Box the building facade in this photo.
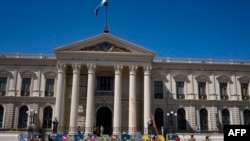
[0,33,250,136]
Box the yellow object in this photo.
[157,135,165,141]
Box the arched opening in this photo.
[200,109,208,131]
[243,109,250,125]
[0,105,4,128]
[96,107,112,136]
[154,108,163,132]
[43,106,53,128]
[177,108,186,131]
[18,106,28,128]
[222,109,230,125]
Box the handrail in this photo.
[0,53,56,59]
[154,58,250,65]
[1,53,249,65]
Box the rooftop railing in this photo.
[0,53,249,65]
[154,58,250,65]
[0,53,56,59]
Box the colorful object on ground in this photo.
[121,134,131,141]
[101,134,109,141]
[62,135,69,141]
[89,133,97,141]
[141,134,150,141]
[111,134,119,141]
[157,135,165,141]
[74,133,84,141]
[135,133,142,141]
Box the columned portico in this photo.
[69,64,81,134]
[55,63,66,124]
[143,65,152,134]
[113,65,123,135]
[128,65,138,136]
[85,64,96,135]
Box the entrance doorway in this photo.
[96,107,112,135]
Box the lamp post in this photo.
[26,109,37,136]
[166,111,177,133]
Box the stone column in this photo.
[143,65,152,134]
[85,64,96,135]
[55,63,66,123]
[69,64,81,134]
[113,65,123,135]
[128,65,137,136]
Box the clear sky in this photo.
[0,0,249,60]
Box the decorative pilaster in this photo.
[143,65,152,134]
[209,73,217,100]
[69,64,81,134]
[113,65,123,135]
[55,63,66,123]
[231,74,238,100]
[85,64,96,135]
[128,65,137,136]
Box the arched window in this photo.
[0,105,4,128]
[222,109,230,125]
[154,108,163,131]
[177,108,186,131]
[18,106,28,128]
[200,109,208,131]
[243,109,250,125]
[43,106,53,128]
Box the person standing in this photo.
[204,135,211,141]
[48,135,53,141]
[52,117,59,134]
[188,134,196,141]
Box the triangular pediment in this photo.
[54,34,155,55]
[53,33,155,65]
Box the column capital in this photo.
[57,63,66,73]
[129,65,138,74]
[72,64,81,74]
[114,65,123,74]
[143,65,152,74]
[87,64,96,74]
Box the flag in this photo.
[95,0,108,16]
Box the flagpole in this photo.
[104,0,109,33]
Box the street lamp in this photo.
[26,109,37,135]
[166,111,177,133]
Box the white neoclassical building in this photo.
[0,33,250,137]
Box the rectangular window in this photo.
[96,76,114,96]
[97,77,114,91]
[220,83,228,100]
[45,79,55,96]
[241,83,249,100]
[21,78,31,96]
[220,83,227,95]
[241,83,249,96]
[0,77,7,96]
[198,82,206,95]
[198,82,206,99]
[154,81,163,98]
[176,82,184,95]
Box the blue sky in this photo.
[0,0,249,60]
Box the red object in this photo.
[62,135,69,141]
[176,136,180,141]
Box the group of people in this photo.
[188,134,211,141]
[18,132,42,141]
